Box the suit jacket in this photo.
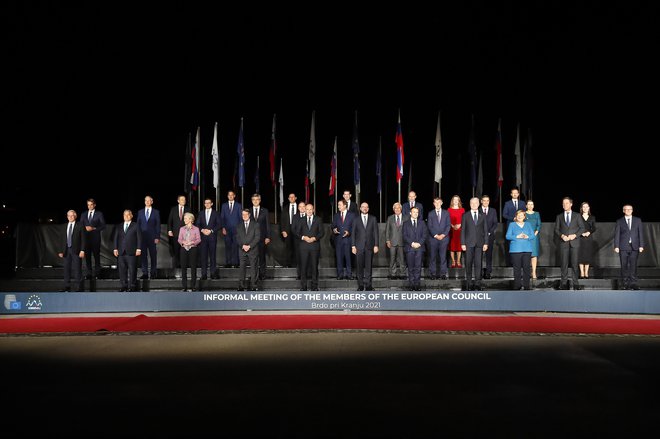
[482,207,499,241]
[220,201,242,230]
[114,222,142,256]
[236,219,261,253]
[402,201,424,219]
[80,210,106,244]
[332,211,355,243]
[426,209,451,241]
[502,199,524,224]
[61,221,86,256]
[351,214,379,252]
[137,208,161,239]
[281,203,299,236]
[167,205,191,238]
[250,206,271,241]
[613,216,645,251]
[402,218,428,253]
[554,210,586,248]
[299,215,324,250]
[385,213,409,246]
[196,208,221,240]
[461,210,489,247]
[292,213,308,240]
[345,200,359,216]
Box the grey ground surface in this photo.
[2,329,660,438]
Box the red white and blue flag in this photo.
[395,111,404,183]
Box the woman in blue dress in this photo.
[506,209,537,290]
[525,200,541,279]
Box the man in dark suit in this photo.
[461,197,489,291]
[342,190,359,216]
[426,197,451,280]
[613,204,645,290]
[280,193,299,268]
[385,202,409,280]
[332,199,355,280]
[166,195,190,278]
[220,190,242,268]
[299,203,324,291]
[502,187,523,266]
[292,201,308,280]
[554,197,586,290]
[81,198,106,279]
[402,190,424,219]
[58,210,86,292]
[197,198,220,280]
[236,209,261,291]
[250,193,271,280]
[351,202,379,291]
[480,195,499,279]
[113,209,142,292]
[137,195,161,279]
[403,206,428,291]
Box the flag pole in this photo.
[274,183,277,224]
[198,127,202,212]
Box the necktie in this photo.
[67,223,73,247]
[473,212,477,224]
[229,202,233,213]
[565,213,570,226]
[627,218,631,229]
[341,211,345,223]
[179,206,183,221]
[255,208,258,219]
[146,209,150,221]
[514,200,518,210]
[245,222,248,233]
[413,220,416,228]
[363,215,367,227]
[396,216,400,227]
[410,202,413,210]
[484,208,487,215]
[206,210,210,224]
[436,210,440,221]
[308,216,312,229]
[88,211,92,222]
[124,223,128,233]
[290,205,295,224]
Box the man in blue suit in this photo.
[502,187,524,265]
[220,190,242,268]
[402,190,424,219]
[137,195,161,279]
[250,193,271,281]
[351,202,380,291]
[81,198,106,279]
[461,197,489,291]
[426,197,451,280]
[403,206,428,291]
[114,209,142,292]
[614,204,646,290]
[480,195,499,279]
[332,199,354,280]
[197,198,221,280]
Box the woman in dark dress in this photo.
[578,202,597,279]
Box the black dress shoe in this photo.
[311,287,319,291]
[337,276,343,280]
[140,274,148,280]
[181,288,188,292]
[200,275,208,280]
[630,284,640,290]
[237,287,244,291]
[483,273,492,279]
[191,288,197,292]
[440,275,448,280]
[211,275,219,280]
[59,288,70,292]
[300,288,308,291]
[119,287,127,292]
[365,286,374,291]
[357,286,364,291]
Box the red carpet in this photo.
[2,313,660,334]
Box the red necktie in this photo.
[179,206,183,221]
[341,212,345,223]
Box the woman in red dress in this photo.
[448,195,464,268]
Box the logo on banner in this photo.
[25,294,43,311]
[4,294,21,310]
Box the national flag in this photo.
[329,136,337,197]
[395,110,404,183]
[304,160,310,203]
[352,111,361,193]
[476,152,483,197]
[376,138,382,194]
[434,112,442,184]
[212,122,219,189]
[468,114,477,190]
[269,114,277,187]
[185,132,192,194]
[237,118,245,188]
[190,126,200,191]
[514,122,522,189]
[254,155,260,194]
[496,119,504,188]
[309,110,316,184]
[278,158,284,207]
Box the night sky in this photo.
[3,2,659,225]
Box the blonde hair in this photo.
[183,212,195,222]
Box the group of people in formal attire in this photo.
[57,188,646,293]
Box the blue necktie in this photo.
[565,213,570,226]
[67,223,73,247]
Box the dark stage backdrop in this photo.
[14,222,660,270]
